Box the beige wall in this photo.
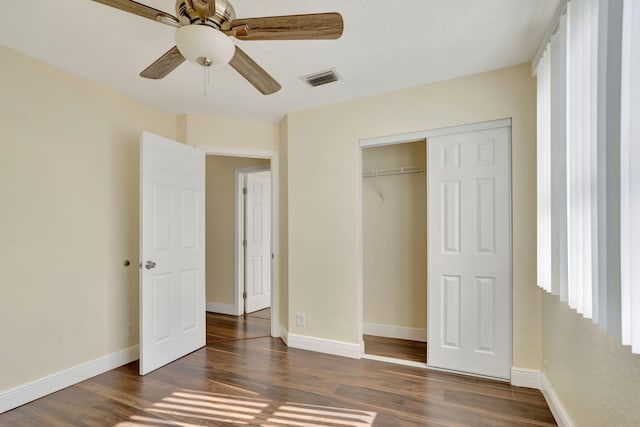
[285,63,541,369]
[542,294,640,425]
[362,142,427,330]
[0,46,177,391]
[179,114,280,151]
[205,156,270,307]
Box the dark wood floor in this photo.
[206,308,272,344]
[1,311,556,426]
[363,335,428,363]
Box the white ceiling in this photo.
[0,0,559,122]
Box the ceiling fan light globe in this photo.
[175,25,235,67]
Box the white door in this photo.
[427,126,511,379]
[140,131,205,375]
[244,171,272,313]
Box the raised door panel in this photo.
[441,181,461,254]
[442,275,461,349]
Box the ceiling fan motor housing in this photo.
[176,0,236,29]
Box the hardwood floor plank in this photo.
[0,312,556,426]
[363,334,427,363]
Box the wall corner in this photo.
[177,114,189,145]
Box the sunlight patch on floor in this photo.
[114,389,376,426]
[266,402,377,427]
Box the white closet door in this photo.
[427,127,512,379]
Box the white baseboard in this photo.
[363,323,427,342]
[206,302,236,316]
[510,368,572,427]
[510,367,542,389]
[279,326,289,345]
[287,333,361,359]
[0,345,139,414]
[541,373,573,427]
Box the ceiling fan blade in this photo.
[91,0,180,27]
[226,12,343,40]
[229,47,281,95]
[140,46,185,79]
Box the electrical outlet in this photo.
[128,324,136,338]
[296,313,305,327]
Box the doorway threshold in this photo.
[361,353,428,369]
[361,353,510,383]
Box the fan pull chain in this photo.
[203,66,213,96]
[203,67,207,96]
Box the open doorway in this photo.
[361,140,428,365]
[205,155,272,315]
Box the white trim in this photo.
[510,367,542,389]
[234,165,271,316]
[206,302,236,316]
[425,364,510,382]
[197,145,280,338]
[0,346,139,414]
[541,373,574,427]
[279,326,289,346]
[358,118,512,148]
[361,354,427,369]
[287,334,361,359]
[363,323,427,342]
[197,146,276,159]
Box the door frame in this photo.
[235,166,272,315]
[358,118,513,377]
[198,145,280,338]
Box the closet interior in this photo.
[362,140,428,363]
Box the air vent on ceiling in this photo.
[301,68,341,87]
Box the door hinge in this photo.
[243,187,247,195]
[243,239,247,248]
[243,291,247,299]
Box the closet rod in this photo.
[362,166,425,178]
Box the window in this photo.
[536,0,624,342]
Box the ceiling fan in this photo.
[91,0,344,95]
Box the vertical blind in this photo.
[566,0,599,319]
[550,15,569,302]
[536,0,596,310]
[621,0,640,353]
[537,0,638,354]
[537,47,552,293]
[536,0,640,344]
[537,15,570,299]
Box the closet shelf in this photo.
[363,166,425,178]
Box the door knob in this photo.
[145,260,157,270]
